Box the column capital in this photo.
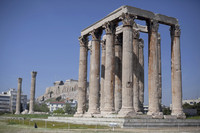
[103,21,117,35]
[90,29,102,41]
[147,20,159,32]
[133,30,140,39]
[31,71,37,78]
[170,24,181,37]
[18,78,22,83]
[120,13,136,27]
[115,34,122,45]
[79,36,88,48]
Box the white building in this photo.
[182,97,200,105]
[0,88,27,112]
[48,101,65,112]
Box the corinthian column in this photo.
[114,34,122,113]
[157,33,162,111]
[133,30,140,113]
[118,13,135,117]
[29,71,37,114]
[87,29,102,115]
[75,36,88,116]
[147,20,163,118]
[170,25,185,119]
[138,39,144,112]
[15,78,22,114]
[100,35,106,112]
[101,22,116,114]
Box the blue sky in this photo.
[0,0,199,106]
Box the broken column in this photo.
[29,71,37,114]
[170,25,185,118]
[118,13,135,116]
[75,36,88,116]
[15,78,22,114]
[114,34,122,113]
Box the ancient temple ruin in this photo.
[75,5,185,119]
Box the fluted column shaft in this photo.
[101,22,116,114]
[100,36,106,111]
[15,78,22,114]
[133,30,140,112]
[147,20,160,116]
[118,13,135,116]
[138,39,144,112]
[76,36,88,115]
[88,29,102,114]
[29,71,37,114]
[157,33,162,111]
[114,34,122,113]
[170,25,185,118]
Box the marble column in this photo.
[75,36,88,116]
[101,22,116,114]
[147,20,162,117]
[118,13,135,117]
[138,39,144,112]
[114,34,122,113]
[157,33,162,111]
[133,30,140,113]
[100,35,106,112]
[15,78,22,114]
[29,71,37,114]
[87,29,102,115]
[170,25,185,118]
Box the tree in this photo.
[64,103,77,114]
[34,103,49,112]
[53,108,65,114]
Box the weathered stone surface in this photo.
[170,25,185,118]
[138,39,144,112]
[118,13,135,117]
[15,78,22,114]
[29,71,37,114]
[114,34,122,113]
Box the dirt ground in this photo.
[0,121,199,133]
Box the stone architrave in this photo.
[100,35,106,112]
[118,13,135,117]
[29,71,37,114]
[133,30,140,113]
[157,33,162,111]
[75,36,88,116]
[138,39,144,112]
[87,29,102,115]
[114,34,122,113]
[170,25,185,118]
[15,78,22,114]
[147,20,163,118]
[101,22,116,114]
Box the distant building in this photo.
[0,88,27,112]
[182,97,200,105]
[48,101,65,112]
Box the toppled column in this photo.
[147,20,163,118]
[170,25,185,119]
[100,35,106,112]
[101,22,116,114]
[114,34,122,113]
[157,33,162,111]
[15,78,22,114]
[118,13,135,117]
[87,29,102,115]
[29,71,37,114]
[75,36,88,116]
[138,39,144,113]
[133,30,140,113]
